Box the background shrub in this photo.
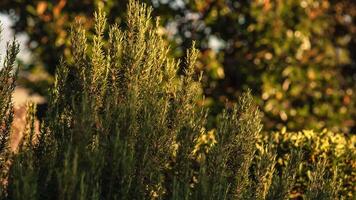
[260,129,355,198]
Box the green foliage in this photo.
[0,1,350,199]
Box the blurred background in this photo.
[0,0,355,133]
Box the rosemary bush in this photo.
[0,1,346,199]
[0,28,19,197]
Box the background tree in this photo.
[0,0,355,133]
[170,0,356,133]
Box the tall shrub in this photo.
[1,1,343,199]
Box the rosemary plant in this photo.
[0,1,345,199]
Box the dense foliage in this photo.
[0,0,355,133]
[261,129,355,198]
[0,1,352,199]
